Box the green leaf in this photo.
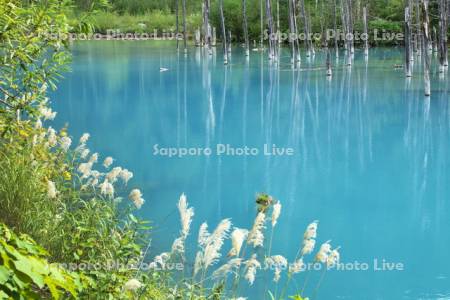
[0,265,10,285]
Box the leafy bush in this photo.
[0,223,86,299]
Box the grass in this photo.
[70,11,202,35]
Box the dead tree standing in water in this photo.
[242,0,250,56]
[299,0,313,57]
[182,0,187,53]
[219,0,228,64]
[266,0,276,60]
[363,5,369,56]
[405,5,412,77]
[438,0,449,71]
[288,0,296,63]
[176,0,179,51]
[333,0,339,57]
[422,0,431,96]
[203,0,212,53]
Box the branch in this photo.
[0,98,13,108]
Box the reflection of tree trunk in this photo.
[405,6,412,77]
[219,0,228,64]
[242,0,250,56]
[422,0,431,96]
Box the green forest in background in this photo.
[69,0,410,45]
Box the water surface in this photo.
[52,41,450,299]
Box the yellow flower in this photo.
[63,171,72,181]
[18,129,29,138]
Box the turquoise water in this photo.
[52,42,450,299]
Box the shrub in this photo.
[0,223,86,299]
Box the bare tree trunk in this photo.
[299,0,312,56]
[405,5,412,77]
[176,0,179,51]
[422,0,431,96]
[363,5,369,56]
[212,27,217,46]
[438,0,449,71]
[228,30,232,54]
[195,28,201,46]
[288,0,296,63]
[203,0,212,52]
[341,0,348,51]
[260,0,264,48]
[219,0,228,64]
[292,0,301,61]
[277,0,280,45]
[347,0,354,54]
[333,0,339,57]
[415,0,421,56]
[326,38,332,76]
[266,0,276,59]
[243,0,250,56]
[182,0,187,53]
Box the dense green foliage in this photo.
[0,1,172,299]
[0,223,86,299]
[68,0,415,45]
[0,0,71,118]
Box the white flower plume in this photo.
[271,201,282,227]
[228,228,248,257]
[247,212,266,248]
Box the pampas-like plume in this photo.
[103,156,114,168]
[315,240,332,263]
[304,220,318,240]
[289,258,305,274]
[79,133,90,144]
[193,251,204,276]
[106,167,122,183]
[89,153,98,164]
[171,237,185,254]
[178,193,194,238]
[129,189,144,209]
[244,254,261,285]
[170,194,194,256]
[99,179,114,198]
[212,258,242,279]
[78,162,93,178]
[194,219,232,276]
[326,247,340,268]
[271,201,281,227]
[228,228,248,257]
[202,219,232,269]
[60,136,72,152]
[119,169,133,184]
[301,238,316,256]
[247,212,266,248]
[198,223,210,248]
[47,180,57,199]
[265,255,288,282]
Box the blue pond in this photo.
[52,41,450,299]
